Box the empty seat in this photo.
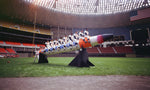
[0,41,4,44]
[87,47,99,54]
[37,44,45,47]
[0,48,9,57]
[23,43,36,46]
[6,48,16,54]
[99,47,115,54]
[114,46,133,54]
[0,48,8,53]
[5,41,21,45]
[6,48,19,57]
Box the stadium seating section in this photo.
[0,41,4,44]
[87,46,134,54]
[113,46,134,54]
[6,48,16,54]
[0,41,45,48]
[0,21,52,35]
[0,40,134,57]
[5,41,21,46]
[0,48,19,58]
[0,41,46,58]
[0,48,8,53]
[22,43,36,47]
[86,47,99,54]
[37,44,45,47]
[99,47,115,54]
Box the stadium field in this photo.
[0,57,150,77]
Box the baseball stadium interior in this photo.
[0,0,150,58]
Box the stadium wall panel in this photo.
[73,26,131,40]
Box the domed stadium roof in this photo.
[0,0,150,28]
[24,0,150,15]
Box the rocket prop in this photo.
[38,31,113,67]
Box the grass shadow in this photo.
[32,63,70,68]
[31,62,87,68]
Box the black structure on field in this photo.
[38,48,94,67]
[69,48,94,67]
[38,53,48,63]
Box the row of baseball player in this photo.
[44,30,90,52]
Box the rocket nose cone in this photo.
[102,34,113,41]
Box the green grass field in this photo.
[0,57,150,77]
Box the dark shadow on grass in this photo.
[31,63,88,68]
[32,63,70,67]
